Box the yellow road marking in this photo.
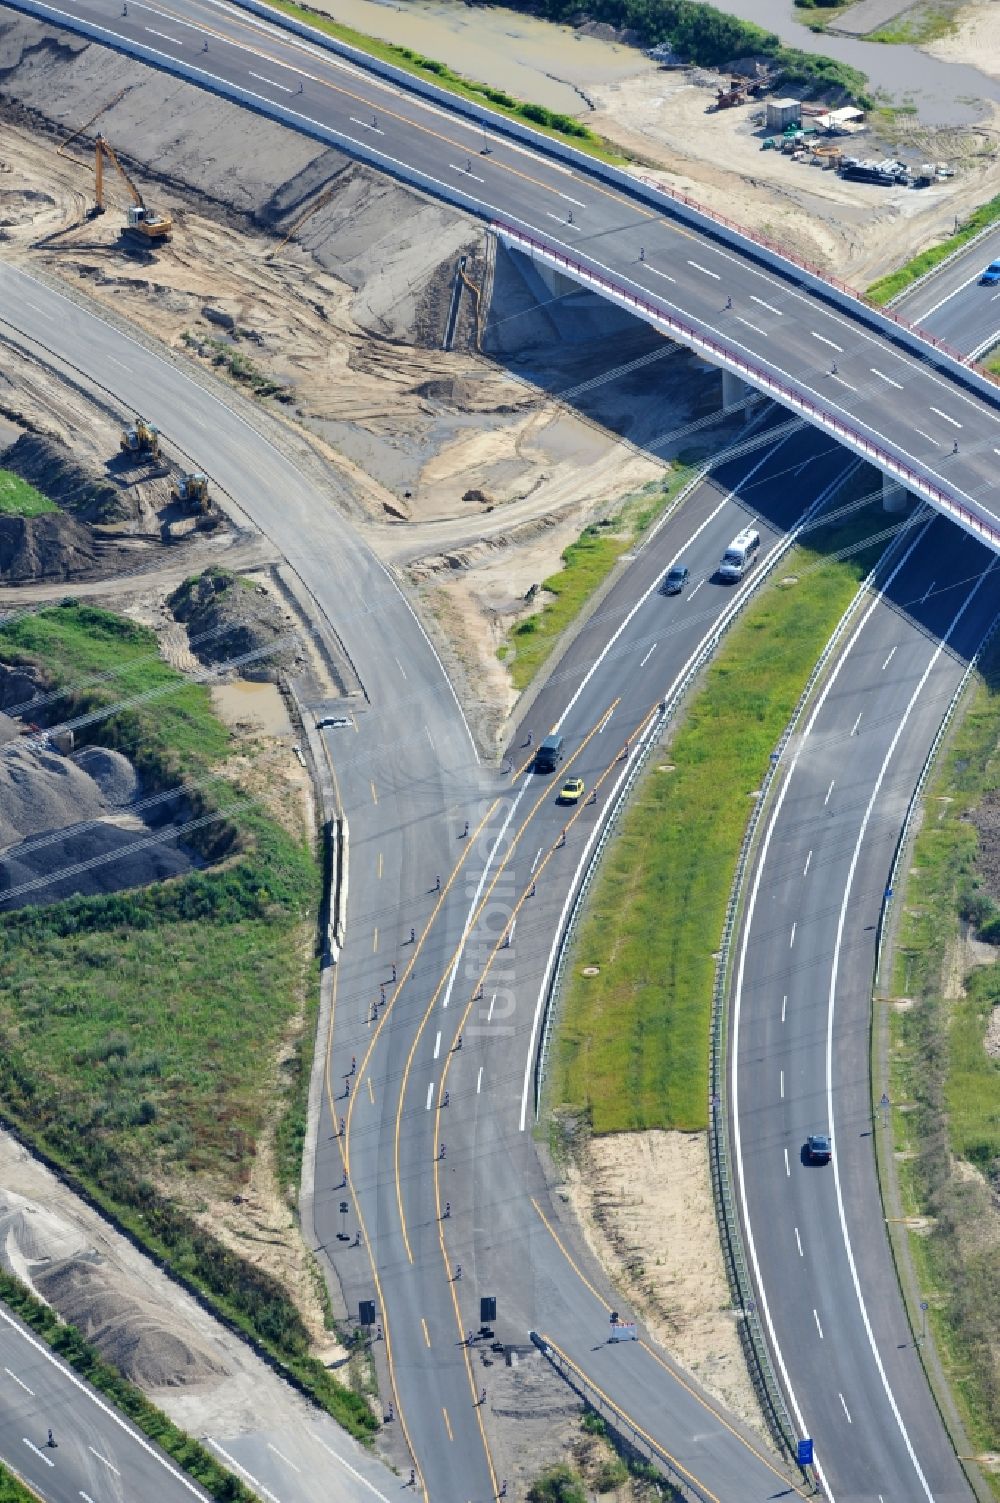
[421,1317,431,1348]
[372,925,378,952]
[322,964,421,1493]
[367,1075,374,1105]
[538,1333,723,1503]
[442,1407,453,1442]
[342,801,500,1179]
[531,1198,809,1497]
[394,701,620,1263]
[377,850,383,879]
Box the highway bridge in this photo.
[1,4,998,1501]
[11,0,1000,554]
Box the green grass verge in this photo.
[0,470,59,518]
[257,0,623,163]
[887,636,1000,1476]
[549,496,887,1133]
[0,1268,256,1501]
[500,468,694,692]
[0,604,376,1441]
[867,193,1000,305]
[0,1465,39,1503]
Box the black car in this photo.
[661,565,690,595]
[805,1133,832,1165]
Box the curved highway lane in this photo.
[732,517,993,1502]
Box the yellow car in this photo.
[558,777,585,805]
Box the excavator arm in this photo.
[93,134,171,242]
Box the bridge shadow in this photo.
[483,243,997,665]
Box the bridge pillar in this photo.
[531,261,581,301]
[882,476,910,514]
[721,369,752,417]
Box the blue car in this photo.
[980,259,1000,285]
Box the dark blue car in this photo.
[980,259,1000,286]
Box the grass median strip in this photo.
[886,635,1000,1481]
[500,468,694,692]
[867,192,1000,306]
[549,493,886,1133]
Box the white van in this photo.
[716,526,760,583]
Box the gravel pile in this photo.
[71,745,141,806]
[0,742,109,847]
[37,1261,229,1388]
[0,820,193,911]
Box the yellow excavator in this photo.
[120,416,161,459]
[93,134,172,245]
[172,472,210,513]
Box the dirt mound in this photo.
[36,1256,228,1388]
[0,740,192,908]
[0,817,194,910]
[0,1185,229,1389]
[71,744,141,805]
[0,511,100,581]
[0,741,110,846]
[169,567,302,682]
[1,431,127,522]
[0,1190,87,1267]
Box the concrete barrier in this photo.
[221,0,1000,407]
[496,223,1000,552]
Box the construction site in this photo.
[0,1,997,1497]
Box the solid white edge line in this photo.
[0,1306,211,1498]
[823,555,994,1502]
[731,517,933,1501]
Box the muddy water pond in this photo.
[308,0,999,125]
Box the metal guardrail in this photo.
[875,606,1000,988]
[534,507,806,1112]
[496,224,1000,554]
[706,505,930,1462]
[530,1332,715,1503]
[227,0,1000,403]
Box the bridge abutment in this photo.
[721,369,752,417]
[882,476,911,514]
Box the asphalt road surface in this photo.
[11,0,1000,539]
[0,1300,213,1503]
[732,514,992,1503]
[0,17,996,1496]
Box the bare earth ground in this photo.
[307,0,1000,281]
[562,1130,766,1437]
[925,0,1000,79]
[591,75,1000,284]
[3,1,991,1480]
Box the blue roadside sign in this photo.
[797,1438,814,1467]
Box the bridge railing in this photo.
[224,0,1000,404]
[495,222,1000,555]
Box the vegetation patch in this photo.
[549,496,887,1133]
[490,0,869,102]
[258,0,622,162]
[500,468,694,691]
[0,605,374,1439]
[867,192,1000,305]
[0,469,59,518]
[182,332,294,403]
[887,633,1000,1472]
[0,1268,256,1501]
[0,1463,41,1502]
